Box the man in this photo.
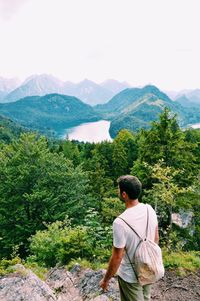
[100,175,159,301]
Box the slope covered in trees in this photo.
[0,109,199,268]
[0,115,26,143]
[0,94,100,135]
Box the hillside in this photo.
[0,93,100,135]
[95,85,200,137]
[0,115,26,143]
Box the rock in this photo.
[0,264,56,301]
[74,268,119,301]
[46,267,82,301]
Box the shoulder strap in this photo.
[118,204,150,240]
[118,217,142,239]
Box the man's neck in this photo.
[125,199,139,209]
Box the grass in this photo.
[163,249,200,274]
[1,251,199,279]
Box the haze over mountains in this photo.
[1,74,200,107]
[0,74,200,138]
[1,74,130,106]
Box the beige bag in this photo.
[119,205,165,286]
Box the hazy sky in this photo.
[0,0,199,90]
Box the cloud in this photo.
[0,0,28,20]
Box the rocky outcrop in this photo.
[0,264,199,301]
[0,264,56,301]
[46,267,81,301]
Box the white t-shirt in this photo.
[113,203,158,283]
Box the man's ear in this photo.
[121,191,127,199]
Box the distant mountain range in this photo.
[1,75,129,106]
[1,74,200,108]
[0,94,100,136]
[165,89,200,107]
[0,77,21,101]
[0,74,200,139]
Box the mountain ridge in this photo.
[0,93,100,136]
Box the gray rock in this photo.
[0,264,56,301]
[75,269,119,301]
[46,267,82,301]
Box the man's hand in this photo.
[99,278,109,291]
[99,247,124,292]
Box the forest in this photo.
[0,108,199,272]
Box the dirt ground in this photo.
[151,270,200,301]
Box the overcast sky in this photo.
[0,0,199,90]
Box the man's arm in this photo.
[100,246,124,291]
[155,225,159,244]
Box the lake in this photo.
[191,123,200,129]
[61,120,112,143]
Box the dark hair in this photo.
[117,175,142,200]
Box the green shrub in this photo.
[0,257,22,276]
[163,249,200,272]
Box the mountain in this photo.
[0,93,100,136]
[62,79,114,105]
[0,77,21,101]
[175,95,199,108]
[95,85,173,117]
[167,89,200,105]
[95,85,200,137]
[100,79,130,94]
[182,89,200,104]
[3,76,114,105]
[4,74,65,103]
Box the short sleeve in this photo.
[113,219,126,248]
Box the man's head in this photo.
[117,175,142,201]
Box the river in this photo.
[61,120,112,143]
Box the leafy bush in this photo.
[29,214,112,267]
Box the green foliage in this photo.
[29,211,112,267]
[0,109,200,270]
[0,94,100,135]
[163,250,200,272]
[84,209,112,261]
[67,258,107,271]
[0,133,89,258]
[143,161,193,244]
[0,115,25,143]
[101,197,124,224]
[0,257,22,276]
[29,219,91,267]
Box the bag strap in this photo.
[118,217,142,239]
